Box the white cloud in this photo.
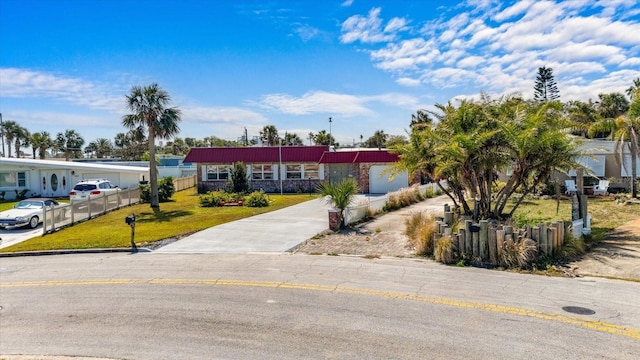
[258,90,419,117]
[0,68,124,112]
[396,77,421,87]
[341,0,354,7]
[341,1,640,102]
[259,91,373,116]
[340,8,406,44]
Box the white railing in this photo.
[41,187,141,234]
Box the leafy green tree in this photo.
[589,92,630,140]
[317,178,359,228]
[56,129,85,160]
[533,66,560,102]
[565,100,598,137]
[122,83,182,210]
[260,125,280,146]
[230,161,250,193]
[386,135,408,148]
[29,131,54,159]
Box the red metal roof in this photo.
[184,146,329,163]
[184,146,399,164]
[317,152,357,164]
[353,150,399,163]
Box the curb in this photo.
[0,247,152,258]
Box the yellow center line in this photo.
[3,278,639,340]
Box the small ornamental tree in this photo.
[317,178,359,228]
[230,161,250,193]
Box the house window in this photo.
[251,164,274,180]
[286,165,302,179]
[0,172,27,187]
[206,165,230,180]
[304,164,320,179]
[285,164,320,180]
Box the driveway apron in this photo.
[153,198,331,254]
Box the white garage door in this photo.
[369,166,408,194]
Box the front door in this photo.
[41,170,69,198]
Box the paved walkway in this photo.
[154,198,332,254]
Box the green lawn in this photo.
[0,191,315,252]
[512,196,640,242]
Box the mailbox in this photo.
[125,214,136,225]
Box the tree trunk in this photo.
[148,129,160,210]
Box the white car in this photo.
[69,179,120,202]
[0,198,68,229]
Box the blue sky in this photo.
[1,0,639,152]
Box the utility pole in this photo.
[328,117,332,147]
[0,112,4,157]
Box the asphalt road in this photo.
[1,253,639,360]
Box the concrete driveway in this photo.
[154,198,333,254]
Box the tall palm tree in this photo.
[29,131,53,159]
[283,132,303,146]
[626,78,640,100]
[260,125,280,146]
[56,129,85,160]
[308,132,314,146]
[122,83,181,210]
[14,125,29,158]
[1,120,20,157]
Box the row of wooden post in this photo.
[434,204,569,265]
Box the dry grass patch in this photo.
[404,211,437,256]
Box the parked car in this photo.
[0,198,69,229]
[69,179,120,202]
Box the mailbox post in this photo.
[125,214,137,252]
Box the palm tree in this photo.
[56,129,85,160]
[260,125,280,146]
[30,131,54,159]
[1,120,20,157]
[314,130,335,146]
[317,178,359,229]
[308,132,314,146]
[122,83,182,210]
[283,132,303,146]
[365,130,388,149]
[614,114,640,198]
[14,125,29,158]
[626,78,640,100]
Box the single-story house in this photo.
[0,158,149,200]
[183,145,409,194]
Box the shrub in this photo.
[557,235,586,259]
[199,190,230,207]
[404,212,437,256]
[435,235,455,264]
[424,187,436,199]
[140,177,176,203]
[500,236,538,269]
[245,190,269,207]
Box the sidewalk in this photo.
[153,198,331,254]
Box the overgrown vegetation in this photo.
[385,185,441,212]
[404,211,437,256]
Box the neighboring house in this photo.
[184,146,408,194]
[569,139,639,180]
[0,158,149,200]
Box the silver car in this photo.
[0,198,68,229]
